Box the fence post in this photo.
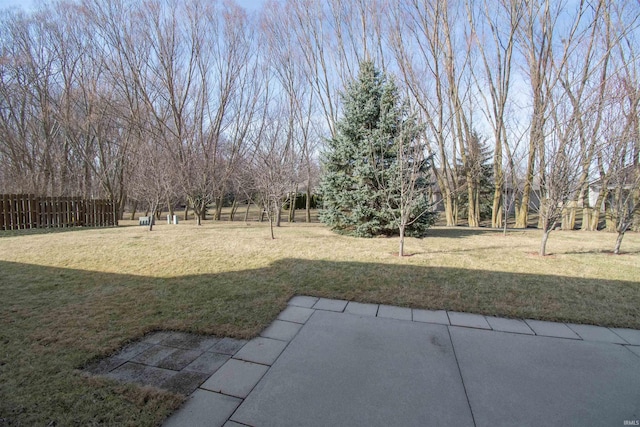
[1,194,7,230]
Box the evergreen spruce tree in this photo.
[319,61,436,238]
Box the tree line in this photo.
[0,0,638,242]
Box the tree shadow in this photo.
[1,258,639,425]
[0,225,118,238]
[425,227,530,239]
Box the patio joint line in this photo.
[446,325,478,427]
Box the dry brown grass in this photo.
[0,220,639,425]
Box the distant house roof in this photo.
[590,165,639,190]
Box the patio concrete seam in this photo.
[445,325,478,427]
[610,329,632,345]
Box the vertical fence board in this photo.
[1,194,7,230]
[0,194,116,230]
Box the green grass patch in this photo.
[1,222,639,425]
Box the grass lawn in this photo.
[1,219,639,425]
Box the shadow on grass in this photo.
[0,225,118,238]
[424,226,540,239]
[1,258,639,425]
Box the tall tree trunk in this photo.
[305,185,312,223]
[467,184,479,227]
[288,186,297,223]
[590,189,607,230]
[613,231,625,255]
[130,200,138,221]
[167,198,174,219]
[276,203,282,227]
[245,201,251,223]
[442,193,455,226]
[539,229,550,256]
[230,199,238,221]
[184,204,189,221]
[215,196,223,220]
[398,224,405,257]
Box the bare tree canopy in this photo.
[0,0,638,237]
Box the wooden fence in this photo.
[0,194,117,230]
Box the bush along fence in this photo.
[0,194,117,230]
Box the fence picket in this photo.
[0,194,116,230]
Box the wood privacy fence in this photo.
[0,194,117,230]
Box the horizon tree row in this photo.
[0,0,638,241]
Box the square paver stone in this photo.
[448,312,491,330]
[260,320,302,342]
[210,338,247,355]
[161,332,219,351]
[288,296,319,308]
[141,331,174,345]
[113,341,153,360]
[612,328,640,346]
[277,306,315,324]
[183,352,230,375]
[201,359,269,399]
[233,337,288,366]
[566,324,628,344]
[525,320,581,339]
[163,389,241,427]
[312,298,348,312]
[84,357,127,375]
[450,327,640,427]
[132,345,178,367]
[485,317,534,335]
[344,302,378,317]
[161,371,211,395]
[157,349,203,371]
[231,310,473,427]
[107,362,176,388]
[377,305,412,321]
[412,309,449,325]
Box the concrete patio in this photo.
[157,296,640,426]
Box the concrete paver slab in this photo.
[277,306,315,324]
[450,327,640,427]
[131,345,178,367]
[485,317,534,335]
[107,362,176,388]
[260,320,302,342]
[377,304,412,321]
[448,311,491,329]
[566,324,627,344]
[288,296,319,308]
[233,337,288,366]
[231,311,473,427]
[157,349,203,371]
[625,346,640,358]
[312,298,348,312]
[612,328,640,345]
[183,352,229,375]
[83,357,126,375]
[210,338,247,355]
[525,319,581,339]
[161,332,219,351]
[344,301,378,317]
[201,359,268,399]
[113,341,153,360]
[412,309,449,325]
[161,370,210,395]
[163,389,241,427]
[141,331,174,345]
